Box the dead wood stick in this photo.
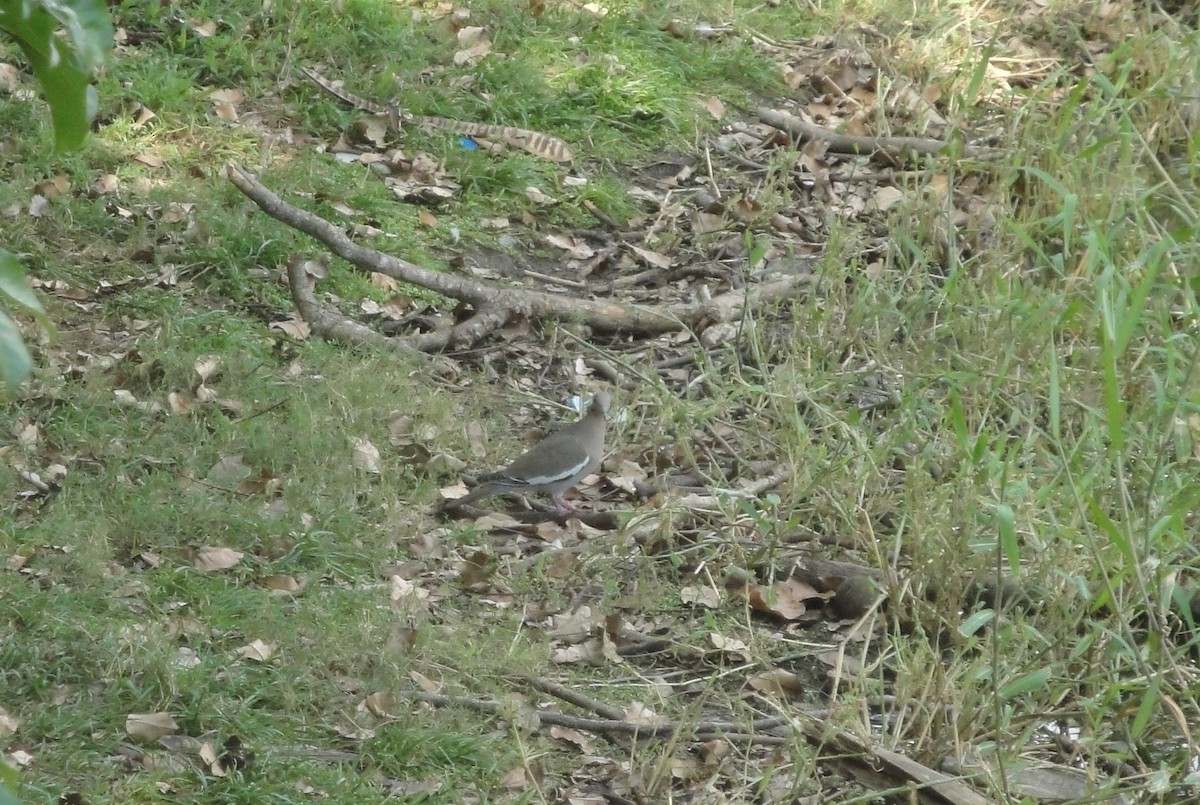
[412,690,789,742]
[413,684,990,803]
[525,676,626,721]
[669,464,791,511]
[757,107,994,161]
[225,163,814,350]
[228,162,673,335]
[284,255,428,359]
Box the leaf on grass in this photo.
[6,749,32,767]
[350,437,382,473]
[210,88,243,104]
[410,670,441,693]
[27,195,49,218]
[126,712,178,741]
[199,741,226,777]
[188,18,217,37]
[679,584,721,608]
[454,27,492,65]
[629,244,672,269]
[193,355,221,382]
[260,574,301,594]
[549,636,606,665]
[546,233,595,260]
[132,104,156,129]
[350,114,389,148]
[235,639,275,662]
[870,185,905,212]
[194,546,244,572]
[390,574,430,606]
[0,706,18,738]
[622,702,659,725]
[363,691,395,718]
[746,577,818,620]
[206,454,251,486]
[549,725,595,753]
[172,647,201,669]
[747,669,805,699]
[270,318,311,340]
[0,63,21,92]
[709,633,750,660]
[700,95,726,119]
[524,186,557,205]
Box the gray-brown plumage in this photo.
[452,393,610,515]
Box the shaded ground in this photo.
[3,1,1200,803]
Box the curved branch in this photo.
[226,162,814,351]
[285,256,426,358]
[757,107,995,161]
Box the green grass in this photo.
[4,0,1200,802]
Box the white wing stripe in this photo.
[516,456,589,486]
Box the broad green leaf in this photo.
[1047,343,1060,441]
[0,250,47,321]
[0,309,34,389]
[958,609,995,637]
[0,758,16,805]
[1129,675,1161,740]
[995,503,1019,571]
[999,667,1050,700]
[0,0,112,150]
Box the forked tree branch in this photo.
[225,162,814,352]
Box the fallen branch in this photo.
[225,163,814,352]
[756,107,995,162]
[411,689,787,743]
[411,685,993,804]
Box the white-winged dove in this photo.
[452,392,610,515]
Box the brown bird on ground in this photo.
[451,392,610,516]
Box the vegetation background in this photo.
[2,0,1199,802]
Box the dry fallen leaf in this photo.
[410,669,441,693]
[350,437,382,473]
[91,174,120,195]
[524,186,558,205]
[126,712,179,741]
[700,95,726,119]
[680,584,721,608]
[236,639,276,662]
[194,546,244,572]
[194,355,221,382]
[200,740,226,777]
[364,691,395,718]
[746,576,818,620]
[629,244,672,269]
[0,706,19,738]
[454,39,492,66]
[260,574,301,594]
[709,633,751,659]
[211,100,238,123]
[6,749,32,767]
[623,701,659,725]
[747,668,805,699]
[270,319,311,340]
[188,18,217,36]
[206,454,251,486]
